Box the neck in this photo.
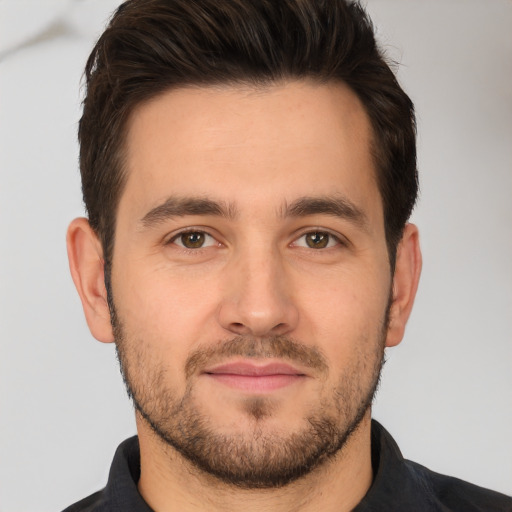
[136,412,374,512]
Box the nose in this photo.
[216,246,299,337]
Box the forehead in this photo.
[120,80,381,223]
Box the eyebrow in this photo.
[140,196,238,228]
[281,196,368,230]
[139,194,368,231]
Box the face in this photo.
[110,81,393,487]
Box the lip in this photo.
[203,361,307,392]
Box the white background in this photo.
[0,1,511,510]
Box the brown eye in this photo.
[305,232,330,249]
[175,231,212,249]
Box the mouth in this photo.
[203,361,308,392]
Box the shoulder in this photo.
[61,489,105,512]
[60,436,149,512]
[405,459,512,512]
[361,421,512,512]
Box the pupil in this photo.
[307,232,328,249]
[182,232,204,248]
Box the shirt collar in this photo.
[102,435,153,511]
[353,421,434,511]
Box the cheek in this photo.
[295,266,390,355]
[112,262,223,367]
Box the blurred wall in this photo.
[0,1,510,510]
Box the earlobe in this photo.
[66,218,115,343]
[385,223,422,348]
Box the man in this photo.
[63,0,511,510]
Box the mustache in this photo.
[185,335,328,379]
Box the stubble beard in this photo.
[112,308,388,489]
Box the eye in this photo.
[171,231,217,249]
[294,231,340,249]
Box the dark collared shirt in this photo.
[63,421,512,511]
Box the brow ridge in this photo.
[282,195,368,229]
[140,196,238,228]
[139,194,367,230]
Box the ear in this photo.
[385,223,422,348]
[66,218,114,343]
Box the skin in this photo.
[67,80,422,512]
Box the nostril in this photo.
[230,322,247,333]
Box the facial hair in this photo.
[112,306,388,489]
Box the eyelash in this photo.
[292,230,344,250]
[167,229,218,251]
[167,228,345,251]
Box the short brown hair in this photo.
[79,0,417,270]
